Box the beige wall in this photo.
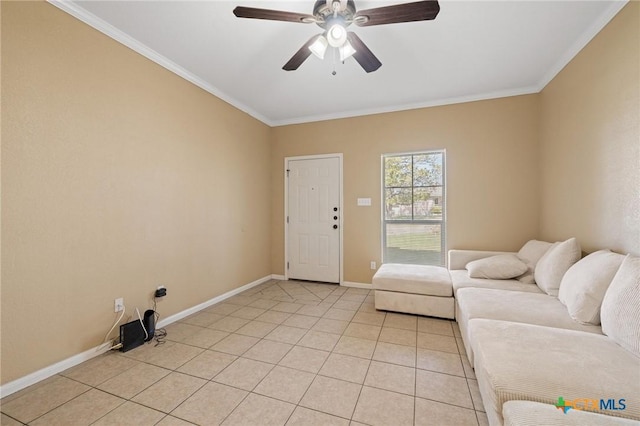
[272,95,541,283]
[1,2,272,383]
[2,0,638,387]
[539,1,640,255]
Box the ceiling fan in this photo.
[233,0,440,73]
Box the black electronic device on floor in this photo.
[143,309,155,341]
[119,320,146,352]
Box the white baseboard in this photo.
[341,281,372,289]
[0,341,114,399]
[156,274,274,328]
[0,274,275,398]
[271,274,286,281]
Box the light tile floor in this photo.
[1,280,488,426]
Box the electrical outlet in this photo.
[370,261,377,270]
[114,298,124,313]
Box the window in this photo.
[382,151,445,266]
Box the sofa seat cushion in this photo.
[470,319,640,426]
[456,288,602,364]
[372,264,452,297]
[503,401,639,426]
[450,270,543,296]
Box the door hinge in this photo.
[286,169,290,177]
[287,262,289,270]
[286,216,289,224]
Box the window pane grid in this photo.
[383,151,445,266]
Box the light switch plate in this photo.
[357,198,371,206]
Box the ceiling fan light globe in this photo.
[327,24,347,47]
[308,35,328,59]
[339,41,356,61]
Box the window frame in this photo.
[381,150,447,266]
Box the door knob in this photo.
[333,224,338,229]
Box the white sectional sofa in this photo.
[371,237,639,424]
[451,239,640,425]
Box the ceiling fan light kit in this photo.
[339,40,357,61]
[309,35,329,59]
[233,0,440,73]
[327,24,347,47]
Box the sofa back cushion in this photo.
[534,238,581,296]
[466,254,528,279]
[558,249,625,325]
[516,240,554,284]
[601,255,640,357]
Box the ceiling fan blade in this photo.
[283,35,320,71]
[354,0,440,27]
[233,6,316,23]
[347,32,382,73]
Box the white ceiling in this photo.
[50,0,627,126]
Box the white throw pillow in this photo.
[600,255,640,357]
[534,237,581,296]
[466,254,528,279]
[516,240,554,284]
[558,249,625,325]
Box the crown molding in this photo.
[535,0,629,92]
[47,0,628,128]
[47,0,274,126]
[271,85,540,126]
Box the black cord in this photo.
[151,297,167,346]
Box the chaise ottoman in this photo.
[372,263,454,319]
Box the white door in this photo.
[287,156,341,283]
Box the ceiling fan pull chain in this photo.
[332,48,337,76]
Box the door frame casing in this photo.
[284,153,344,285]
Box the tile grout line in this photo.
[195,284,326,423]
[17,384,94,425]
[146,373,209,423]
[5,282,480,425]
[116,282,284,423]
[85,392,129,426]
[0,413,22,425]
[268,285,366,424]
[350,320,381,424]
[141,290,293,422]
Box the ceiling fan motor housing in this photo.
[313,0,356,28]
